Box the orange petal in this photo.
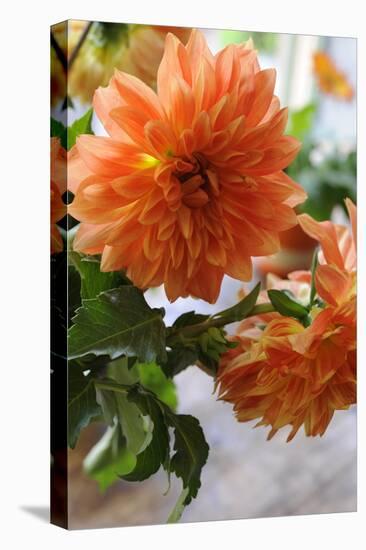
[315,264,353,306]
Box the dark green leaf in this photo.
[267,289,309,319]
[165,412,209,506]
[69,251,130,301]
[50,117,67,149]
[68,368,101,448]
[162,346,198,378]
[68,264,81,323]
[67,108,94,150]
[173,311,210,329]
[68,286,167,363]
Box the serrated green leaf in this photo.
[68,286,167,363]
[165,412,209,507]
[83,424,136,491]
[91,381,209,515]
[67,108,94,150]
[69,252,130,300]
[68,369,101,448]
[268,289,309,319]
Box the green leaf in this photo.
[173,311,210,329]
[67,108,94,150]
[91,381,209,517]
[69,252,130,301]
[214,282,261,323]
[267,289,309,319]
[83,424,137,491]
[137,363,178,410]
[162,346,198,378]
[122,387,170,482]
[68,368,101,448]
[287,103,316,141]
[165,412,209,507]
[309,248,319,307]
[114,393,148,455]
[51,117,67,149]
[68,286,167,363]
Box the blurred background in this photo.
[51,22,357,528]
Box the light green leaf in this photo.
[122,386,170,482]
[287,103,316,141]
[114,393,148,455]
[67,108,94,150]
[68,286,167,363]
[83,424,136,491]
[137,363,178,410]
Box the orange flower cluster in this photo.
[51,138,67,253]
[217,201,356,440]
[313,51,354,101]
[69,29,305,302]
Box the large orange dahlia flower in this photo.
[69,29,305,302]
[51,137,67,253]
[217,201,356,440]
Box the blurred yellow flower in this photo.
[51,22,191,106]
[51,21,86,106]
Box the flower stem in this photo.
[68,21,94,69]
[93,379,131,393]
[167,303,275,344]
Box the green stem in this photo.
[167,303,275,345]
[93,379,131,393]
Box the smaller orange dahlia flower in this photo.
[51,137,67,253]
[69,29,305,302]
[218,201,356,440]
[313,51,354,101]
